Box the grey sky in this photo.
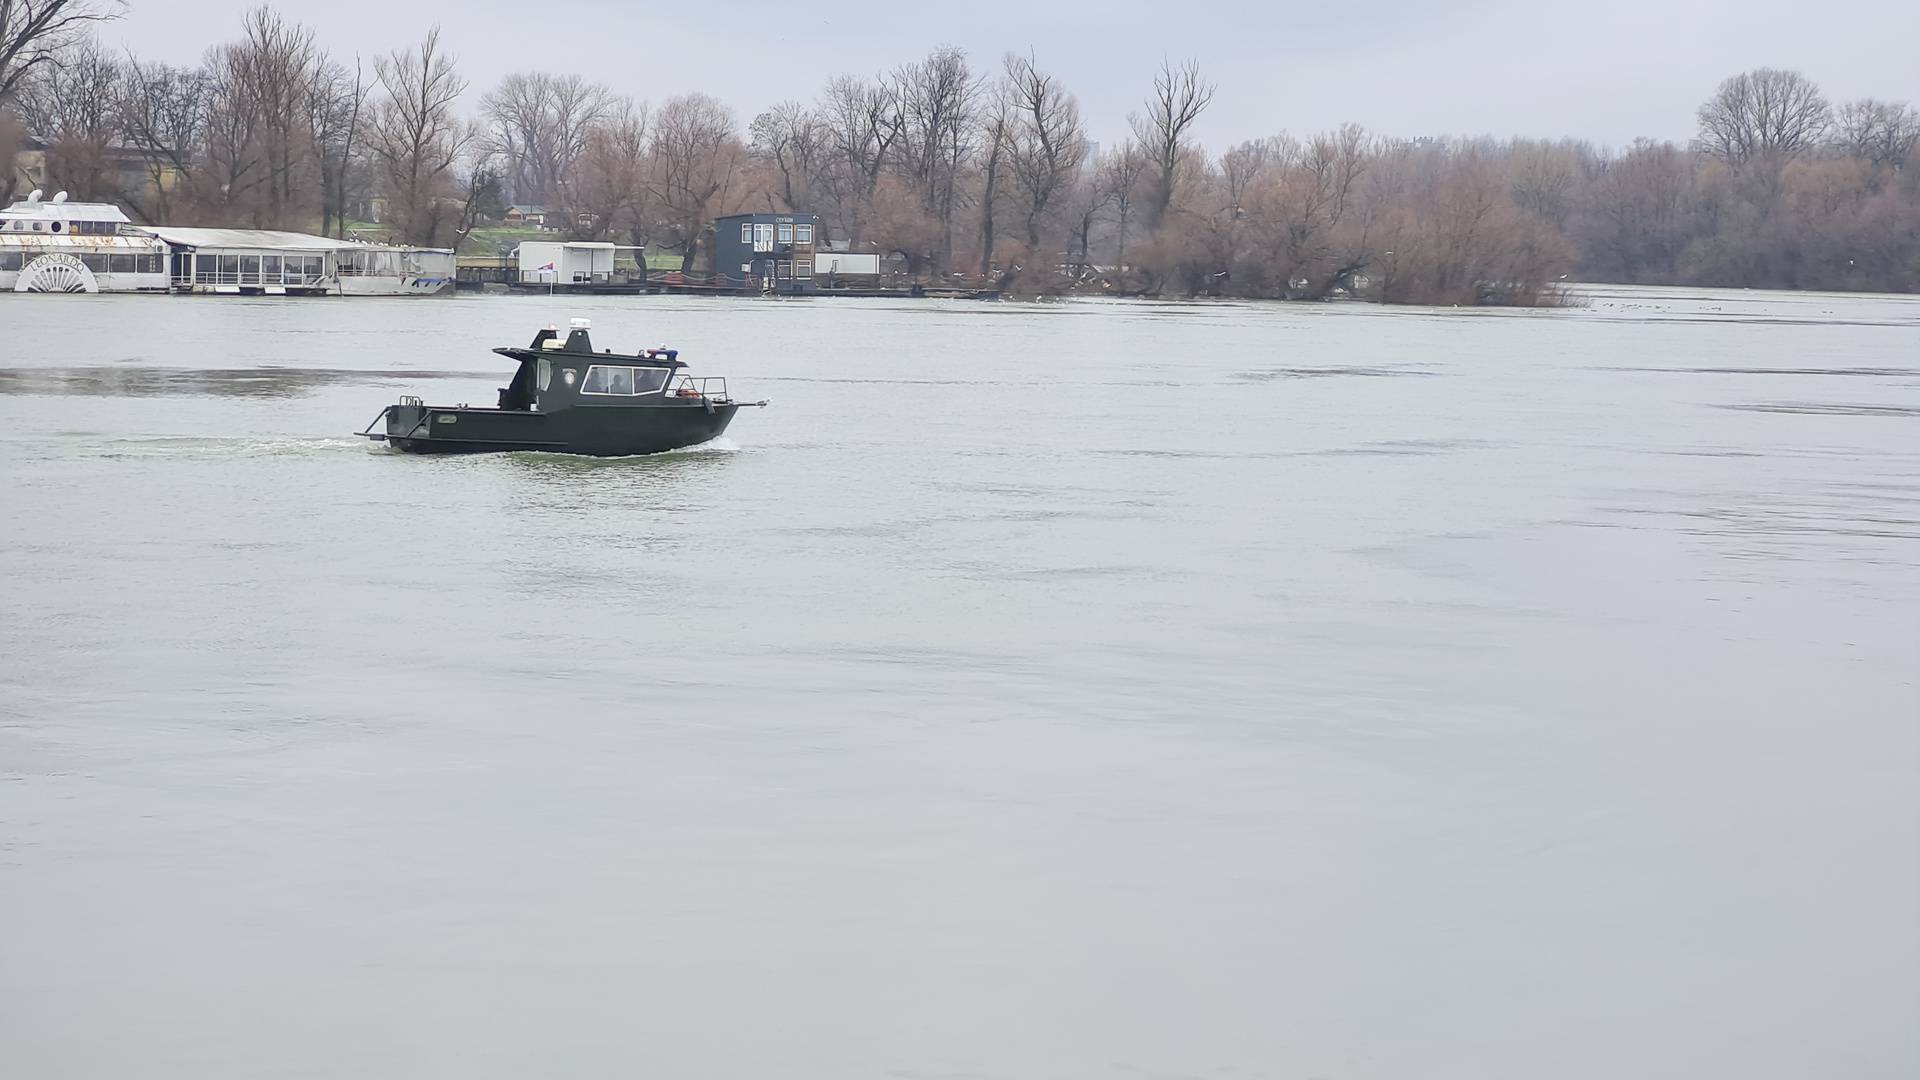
[105,0,1920,152]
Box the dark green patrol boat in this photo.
[359,319,763,456]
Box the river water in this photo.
[2,286,1916,1078]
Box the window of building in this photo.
[795,223,813,244]
[777,222,793,244]
[753,223,775,251]
[795,260,812,278]
[109,253,136,274]
[740,222,753,242]
[776,260,794,278]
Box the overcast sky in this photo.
[105,0,1920,152]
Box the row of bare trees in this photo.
[2,4,470,244]
[5,2,1918,298]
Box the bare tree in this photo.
[1834,99,1920,174]
[975,83,1011,278]
[748,99,826,213]
[117,56,210,222]
[1131,57,1214,231]
[648,91,745,271]
[480,71,612,205]
[307,56,367,237]
[198,39,269,222]
[233,6,322,228]
[817,73,904,241]
[892,45,979,266]
[12,32,120,200]
[1002,51,1085,250]
[1507,137,1591,228]
[1696,68,1832,168]
[1099,140,1147,266]
[364,25,470,245]
[560,96,649,244]
[0,0,121,102]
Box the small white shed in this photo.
[517,241,616,284]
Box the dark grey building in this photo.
[711,212,820,291]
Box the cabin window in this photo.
[0,251,21,271]
[777,222,793,244]
[305,256,325,278]
[537,358,552,391]
[740,223,752,243]
[795,260,812,278]
[49,221,62,233]
[110,253,136,273]
[219,254,240,281]
[753,223,774,251]
[262,255,282,279]
[81,254,110,272]
[239,255,261,282]
[795,223,813,244]
[30,221,41,231]
[141,254,164,274]
[194,255,215,283]
[580,365,666,396]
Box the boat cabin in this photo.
[493,319,694,412]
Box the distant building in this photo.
[502,205,561,229]
[711,211,820,291]
[8,134,183,215]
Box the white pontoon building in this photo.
[144,227,339,295]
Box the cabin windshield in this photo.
[582,365,668,396]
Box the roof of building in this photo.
[1,199,132,223]
[507,205,553,215]
[141,227,343,251]
[713,211,818,223]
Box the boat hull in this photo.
[384,401,737,456]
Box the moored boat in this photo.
[359,319,764,455]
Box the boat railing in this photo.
[667,375,730,402]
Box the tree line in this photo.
[4,1,1918,301]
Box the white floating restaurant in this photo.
[0,190,454,297]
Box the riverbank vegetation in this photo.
[4,2,1918,302]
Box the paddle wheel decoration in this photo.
[13,253,98,293]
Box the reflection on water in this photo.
[0,365,479,398]
[1233,365,1440,380]
[1716,401,1920,416]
